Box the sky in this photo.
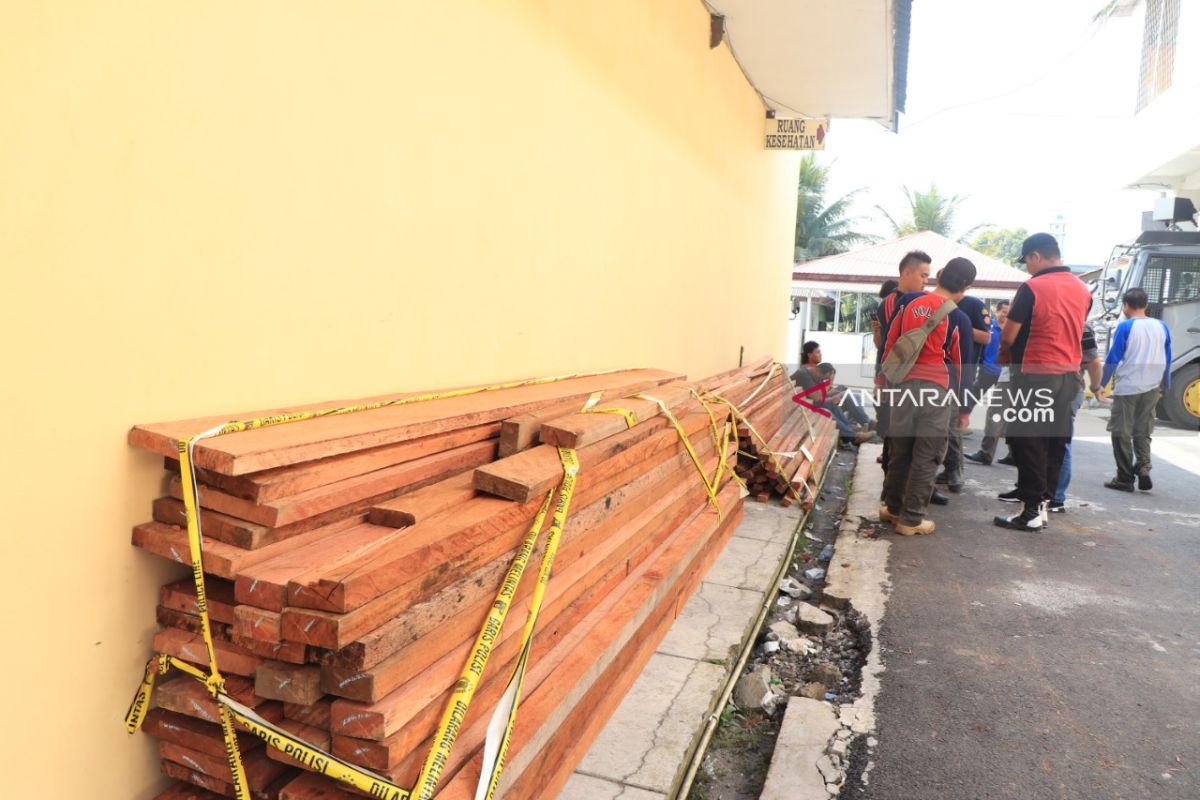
[820,0,1160,266]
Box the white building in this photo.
[1118,0,1200,207]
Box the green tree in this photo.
[794,155,877,262]
[875,184,988,242]
[970,226,1029,267]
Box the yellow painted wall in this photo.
[0,2,797,796]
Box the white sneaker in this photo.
[1039,501,1049,526]
[993,505,1045,531]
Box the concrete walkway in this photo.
[558,500,802,799]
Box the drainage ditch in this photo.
[688,451,872,800]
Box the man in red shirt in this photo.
[873,250,933,475]
[879,258,977,536]
[995,233,1092,532]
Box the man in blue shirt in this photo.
[1099,288,1173,491]
[965,300,1012,466]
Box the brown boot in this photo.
[879,505,899,524]
[895,519,935,536]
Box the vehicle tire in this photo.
[1163,362,1200,431]
[1156,397,1170,421]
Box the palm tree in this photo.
[875,184,989,242]
[794,155,877,262]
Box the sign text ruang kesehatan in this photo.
[764,118,827,151]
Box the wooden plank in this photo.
[497,502,743,800]
[168,439,496,528]
[536,384,693,449]
[153,782,227,800]
[171,422,500,503]
[324,443,729,714]
[235,606,282,642]
[154,497,272,550]
[284,494,539,617]
[365,472,476,528]
[143,708,262,759]
[132,516,365,580]
[473,396,712,503]
[234,522,403,612]
[386,481,743,789]
[231,635,309,666]
[695,357,773,393]
[255,662,323,705]
[160,762,238,799]
[263,719,331,770]
[326,451,715,723]
[326,460,709,751]
[159,759,294,800]
[160,578,238,625]
[154,628,263,677]
[496,378,672,458]
[285,410,722,648]
[153,674,272,726]
[283,698,332,731]
[157,606,232,640]
[159,740,290,790]
[278,772,360,800]
[306,423,692,611]
[129,368,684,474]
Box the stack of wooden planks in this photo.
[128,360,836,800]
[733,380,840,508]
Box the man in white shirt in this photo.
[1099,288,1173,491]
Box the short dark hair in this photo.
[879,278,899,297]
[816,362,836,377]
[1029,243,1061,261]
[938,257,977,294]
[802,340,821,364]
[1123,287,1149,310]
[899,250,932,273]
[995,299,1010,311]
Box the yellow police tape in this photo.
[472,448,579,800]
[126,654,413,799]
[700,387,807,504]
[579,389,639,429]
[126,370,613,800]
[633,393,725,519]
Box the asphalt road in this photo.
[861,406,1200,800]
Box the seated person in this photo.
[791,342,873,443]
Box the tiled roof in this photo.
[792,231,1030,288]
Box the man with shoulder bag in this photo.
[878,258,977,536]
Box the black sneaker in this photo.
[1104,478,1135,492]
[1138,472,1153,491]
[1047,500,1066,513]
[997,453,1016,466]
[994,505,1045,531]
[997,488,1021,503]
[928,489,949,506]
[964,451,992,466]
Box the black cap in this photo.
[1018,232,1059,263]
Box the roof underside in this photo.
[707,0,909,130]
